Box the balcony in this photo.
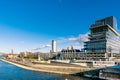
[90,31,108,35]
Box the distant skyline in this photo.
[0,0,120,53]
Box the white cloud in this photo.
[57,37,68,44]
[29,33,89,52]
[68,37,77,41]
[68,32,89,43]
[73,45,84,49]
[57,32,89,50]
[32,44,51,51]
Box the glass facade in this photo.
[91,16,117,31]
[106,29,120,53]
[84,16,120,55]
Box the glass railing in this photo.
[91,22,105,28]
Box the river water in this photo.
[0,60,91,80]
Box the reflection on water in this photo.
[0,60,90,80]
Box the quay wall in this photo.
[0,59,98,75]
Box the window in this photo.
[108,46,112,52]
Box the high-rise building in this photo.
[52,40,57,53]
[84,16,120,58]
[93,16,117,30]
[11,49,14,54]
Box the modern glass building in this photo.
[84,16,120,58]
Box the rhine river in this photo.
[0,60,91,80]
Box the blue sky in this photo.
[0,0,120,53]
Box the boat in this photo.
[99,64,120,80]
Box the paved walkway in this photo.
[1,59,100,74]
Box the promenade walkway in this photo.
[0,59,102,75]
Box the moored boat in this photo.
[99,65,120,80]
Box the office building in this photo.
[11,49,14,54]
[52,40,57,53]
[84,16,120,59]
